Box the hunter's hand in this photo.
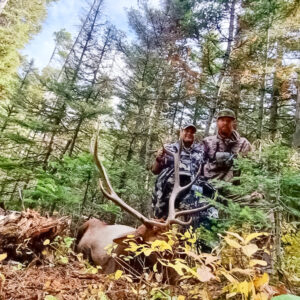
[156,148,165,163]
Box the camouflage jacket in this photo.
[152,141,206,219]
[203,130,251,181]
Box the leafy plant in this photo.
[105,226,273,299]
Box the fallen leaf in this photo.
[0,253,7,262]
[197,266,215,282]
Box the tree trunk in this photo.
[48,45,57,66]
[257,28,270,139]
[80,172,91,215]
[70,0,104,83]
[57,0,103,80]
[293,73,300,148]
[69,118,83,156]
[231,15,243,118]
[43,130,56,168]
[269,44,283,140]
[204,0,237,136]
[193,96,201,126]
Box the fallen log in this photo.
[0,209,69,262]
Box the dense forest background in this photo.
[0,0,299,238]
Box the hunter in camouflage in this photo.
[203,109,251,182]
[151,124,217,227]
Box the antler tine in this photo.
[177,166,202,195]
[91,137,114,195]
[175,204,212,218]
[92,136,167,229]
[170,217,192,226]
[164,139,183,221]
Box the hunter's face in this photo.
[217,117,234,137]
[181,127,195,144]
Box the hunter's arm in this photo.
[151,148,166,175]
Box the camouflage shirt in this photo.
[152,141,206,219]
[203,130,251,181]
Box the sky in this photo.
[22,0,161,70]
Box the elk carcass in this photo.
[76,137,211,274]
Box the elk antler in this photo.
[162,140,212,225]
[92,135,211,228]
[92,136,166,228]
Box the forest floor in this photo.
[0,261,139,300]
[0,209,299,300]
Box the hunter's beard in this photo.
[218,126,233,137]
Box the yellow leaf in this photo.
[254,273,269,288]
[168,238,175,247]
[0,253,7,262]
[45,296,59,300]
[153,263,157,272]
[200,289,211,300]
[43,239,50,246]
[225,231,245,243]
[230,268,254,276]
[177,296,185,300]
[242,244,258,257]
[224,237,241,249]
[236,281,250,298]
[125,241,139,252]
[151,240,172,252]
[184,231,191,239]
[114,270,123,280]
[249,259,268,267]
[254,292,268,300]
[0,272,5,282]
[144,248,153,256]
[226,292,237,299]
[220,271,237,283]
[44,280,51,289]
[188,234,197,244]
[245,232,269,244]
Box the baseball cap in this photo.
[182,123,197,133]
[217,109,236,120]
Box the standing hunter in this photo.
[203,109,251,182]
[151,124,216,228]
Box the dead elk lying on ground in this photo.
[76,137,210,276]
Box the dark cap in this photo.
[217,109,236,120]
[182,123,197,133]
